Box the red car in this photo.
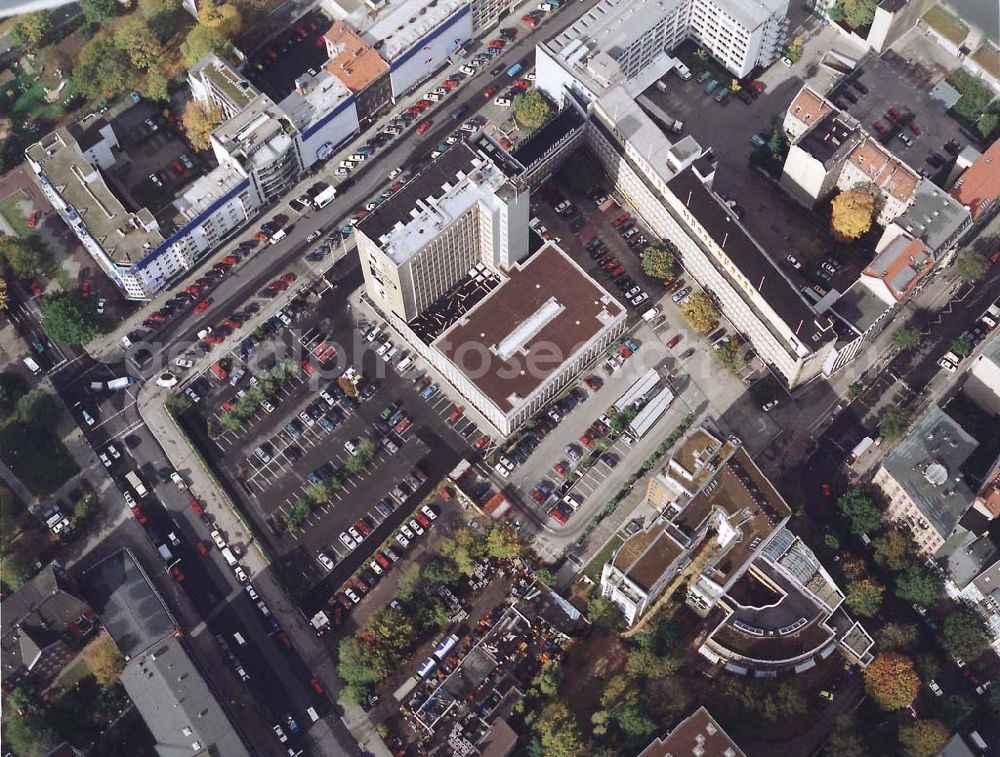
[172,159,186,174]
[484,85,498,99]
[276,631,292,648]
[521,14,539,26]
[272,214,288,226]
[579,434,593,448]
[223,317,242,330]
[301,360,316,375]
[821,483,832,498]
[513,79,531,90]
[374,552,391,569]
[553,462,569,476]
[170,565,184,582]
[80,280,91,299]
[189,498,204,515]
[549,507,568,524]
[442,79,459,89]
[131,506,148,524]
[221,400,235,415]
[221,255,238,266]
[268,280,288,292]
[415,513,431,529]
[908,121,921,136]
[196,541,209,556]
[531,489,546,503]
[873,121,887,136]
[407,105,423,115]
[27,211,40,229]
[280,272,297,284]
[474,436,489,450]
[666,278,685,294]
[254,230,270,241]
[416,119,432,135]
[203,334,224,345]
[193,298,212,314]
[666,334,682,349]
[611,213,630,227]
[354,518,373,537]
[584,376,602,392]
[310,676,324,695]
[498,137,513,150]
[29,280,43,298]
[185,285,202,297]
[488,40,504,49]
[750,80,766,93]
[448,406,465,423]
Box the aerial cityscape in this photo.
[0,0,997,753]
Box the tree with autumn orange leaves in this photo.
[864,652,920,709]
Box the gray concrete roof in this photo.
[882,406,979,543]
[121,636,251,757]
[893,179,971,254]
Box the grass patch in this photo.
[0,190,34,238]
[922,5,969,45]
[0,422,79,496]
[971,44,1000,81]
[58,658,92,689]
[584,534,623,584]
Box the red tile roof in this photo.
[950,139,1000,221]
[638,707,746,757]
[324,21,388,94]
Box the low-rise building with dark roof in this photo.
[638,706,746,757]
[887,178,972,257]
[873,405,981,556]
[1,565,95,687]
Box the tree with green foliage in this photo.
[441,528,483,576]
[114,16,161,69]
[941,693,976,729]
[947,70,994,126]
[837,489,881,535]
[81,0,119,24]
[877,622,918,651]
[679,291,719,333]
[366,607,416,673]
[74,493,98,522]
[165,392,193,415]
[485,523,522,558]
[641,245,675,280]
[954,251,987,282]
[534,660,562,698]
[848,381,864,401]
[11,11,51,48]
[535,702,584,757]
[218,412,242,433]
[899,719,950,757]
[895,566,941,607]
[534,567,557,587]
[342,454,366,475]
[823,714,869,757]
[767,127,788,160]
[864,652,920,710]
[422,556,460,585]
[587,595,622,631]
[74,32,135,101]
[337,636,380,687]
[15,389,61,428]
[355,437,377,462]
[950,336,974,358]
[880,406,911,441]
[837,0,877,28]
[198,3,243,36]
[144,70,171,102]
[940,611,989,661]
[284,498,312,529]
[396,563,422,600]
[713,339,745,372]
[41,293,99,344]
[873,530,913,571]
[513,90,552,129]
[890,326,921,352]
[181,24,233,67]
[984,686,1000,717]
[845,578,884,617]
[0,237,47,279]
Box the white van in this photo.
[641,306,661,322]
[425,92,441,102]
[397,356,414,372]
[233,632,246,646]
[306,707,320,722]
[459,65,476,76]
[22,356,41,375]
[269,229,287,246]
[221,547,239,566]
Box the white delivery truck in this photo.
[107,376,133,390]
[312,185,337,209]
[220,547,239,566]
[850,436,874,460]
[125,470,149,498]
[22,357,41,374]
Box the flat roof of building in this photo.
[324,20,388,93]
[833,279,893,332]
[363,0,467,61]
[26,124,165,265]
[950,139,1000,221]
[882,405,979,541]
[798,112,857,165]
[278,68,353,133]
[667,167,837,349]
[638,706,746,757]
[122,636,251,757]
[213,94,296,172]
[359,143,519,263]
[434,243,624,416]
[612,523,686,593]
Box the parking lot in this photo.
[245,9,333,102]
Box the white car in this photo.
[369,560,383,575]
[196,327,213,340]
[273,725,288,743]
[123,491,136,507]
[420,505,437,521]
[107,444,121,460]
[395,532,410,548]
[388,167,401,179]
[344,440,358,456]
[318,552,335,571]
[320,390,336,406]
[762,400,779,412]
[261,400,275,413]
[928,679,944,697]
[348,526,363,542]
[174,357,194,370]
[408,519,424,536]
[937,357,957,373]
[298,411,315,427]
[100,453,112,468]
[211,529,227,549]
[234,566,249,583]
[339,531,357,550]
[494,462,511,478]
[345,588,361,603]
[786,254,801,269]
[400,524,415,539]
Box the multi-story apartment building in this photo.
[357,141,625,436]
[25,113,257,300]
[873,406,981,556]
[324,21,393,123]
[601,425,873,668]
[535,0,788,103]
